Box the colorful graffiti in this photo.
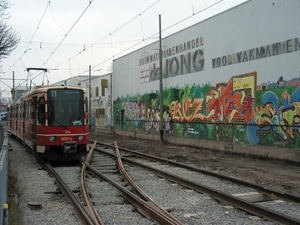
[205,73,256,124]
[145,108,160,131]
[124,101,142,121]
[248,88,300,145]
[113,72,300,149]
[122,101,174,133]
[170,98,205,122]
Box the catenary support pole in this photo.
[159,15,164,142]
[12,71,15,100]
[89,65,92,131]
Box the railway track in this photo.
[85,141,184,224]
[42,139,300,224]
[7,125,300,224]
[91,140,300,225]
[44,142,184,225]
[43,162,96,225]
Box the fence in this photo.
[0,124,8,225]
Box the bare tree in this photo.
[0,0,20,62]
[0,0,10,19]
[0,21,19,60]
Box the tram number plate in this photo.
[61,137,73,141]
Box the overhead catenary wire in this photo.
[49,2,66,36]
[191,0,195,15]
[37,26,52,52]
[2,0,225,91]
[139,14,145,41]
[79,0,224,75]
[163,0,223,33]
[4,0,94,89]
[110,34,114,58]
[54,0,160,69]
[39,0,94,68]
[2,1,51,75]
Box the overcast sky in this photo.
[0,0,247,97]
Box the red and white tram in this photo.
[7,84,89,160]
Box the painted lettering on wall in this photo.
[140,36,204,66]
[140,36,205,84]
[170,98,205,122]
[212,37,300,68]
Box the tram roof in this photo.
[13,84,86,101]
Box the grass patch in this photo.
[7,169,22,225]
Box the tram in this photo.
[7,84,89,160]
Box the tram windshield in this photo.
[47,89,84,127]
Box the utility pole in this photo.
[110,72,113,132]
[159,15,164,142]
[89,65,92,131]
[12,71,15,100]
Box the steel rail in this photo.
[43,162,95,225]
[114,141,184,225]
[81,141,104,225]
[119,155,300,225]
[93,142,300,225]
[84,162,183,225]
[92,140,300,204]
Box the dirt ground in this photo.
[90,132,300,196]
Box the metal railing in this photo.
[0,124,8,225]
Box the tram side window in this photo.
[7,108,10,120]
[38,97,45,125]
[86,97,88,124]
[25,101,30,121]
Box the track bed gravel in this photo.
[91,132,300,196]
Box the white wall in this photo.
[113,0,300,99]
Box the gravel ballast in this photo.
[8,137,81,225]
[7,132,300,225]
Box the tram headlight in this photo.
[77,135,84,141]
[49,136,57,142]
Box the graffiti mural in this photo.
[113,72,300,149]
[145,108,159,131]
[171,98,205,122]
[249,88,300,145]
[205,73,256,124]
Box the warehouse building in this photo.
[111,0,300,161]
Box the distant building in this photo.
[0,103,7,113]
[0,91,10,112]
[11,86,27,100]
[53,75,90,86]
